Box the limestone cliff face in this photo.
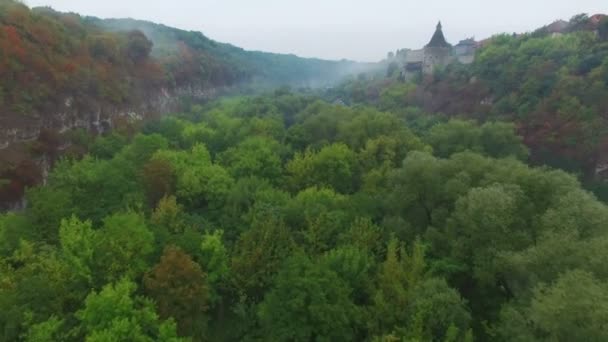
[0,85,223,212]
[0,86,221,152]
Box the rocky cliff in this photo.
[0,85,223,211]
[0,85,220,152]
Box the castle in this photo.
[403,22,476,77]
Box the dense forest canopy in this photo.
[1,1,608,341]
[1,90,607,341]
[0,0,374,209]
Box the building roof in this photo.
[426,21,451,48]
[456,38,476,46]
[590,14,607,25]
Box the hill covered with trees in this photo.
[0,0,372,209]
[330,15,608,198]
[1,90,607,341]
[0,0,364,117]
[1,3,608,340]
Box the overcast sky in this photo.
[25,0,607,62]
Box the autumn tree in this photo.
[144,246,210,339]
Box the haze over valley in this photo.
[1,1,608,341]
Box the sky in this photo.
[25,0,608,62]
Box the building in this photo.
[404,21,476,78]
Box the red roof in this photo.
[590,14,607,25]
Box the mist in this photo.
[25,0,608,62]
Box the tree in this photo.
[387,152,447,230]
[287,143,358,193]
[48,156,142,224]
[0,212,34,257]
[426,120,483,158]
[258,253,360,341]
[90,133,128,159]
[284,187,351,233]
[447,185,528,285]
[405,278,471,341]
[372,238,426,334]
[529,270,608,341]
[155,144,234,211]
[231,215,294,302]
[142,158,176,208]
[599,17,608,41]
[322,246,374,305]
[0,241,70,342]
[25,186,73,244]
[568,13,590,32]
[24,316,65,342]
[479,122,528,160]
[125,30,152,63]
[144,246,209,338]
[200,230,229,303]
[77,279,183,341]
[59,216,96,285]
[96,212,154,283]
[217,137,283,182]
[150,195,187,235]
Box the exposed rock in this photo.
[0,85,222,153]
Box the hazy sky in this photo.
[25,0,607,61]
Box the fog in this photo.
[25,0,608,61]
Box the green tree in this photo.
[405,278,471,341]
[26,186,73,244]
[447,185,528,284]
[322,246,374,304]
[200,230,229,303]
[599,17,608,41]
[59,216,96,285]
[217,137,283,182]
[231,215,294,302]
[287,143,358,193]
[96,212,154,283]
[24,316,65,342]
[372,238,426,334]
[77,279,183,341]
[529,270,608,341]
[0,213,34,257]
[258,253,360,341]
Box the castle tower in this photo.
[426,21,450,48]
[423,21,452,74]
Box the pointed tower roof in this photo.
[426,21,451,48]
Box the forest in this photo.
[1,89,607,341]
[0,0,364,117]
[331,17,608,199]
[1,1,608,341]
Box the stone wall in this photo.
[423,47,451,74]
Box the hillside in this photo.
[90,17,369,88]
[0,0,373,207]
[330,15,608,197]
[0,1,366,118]
[2,3,608,341]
